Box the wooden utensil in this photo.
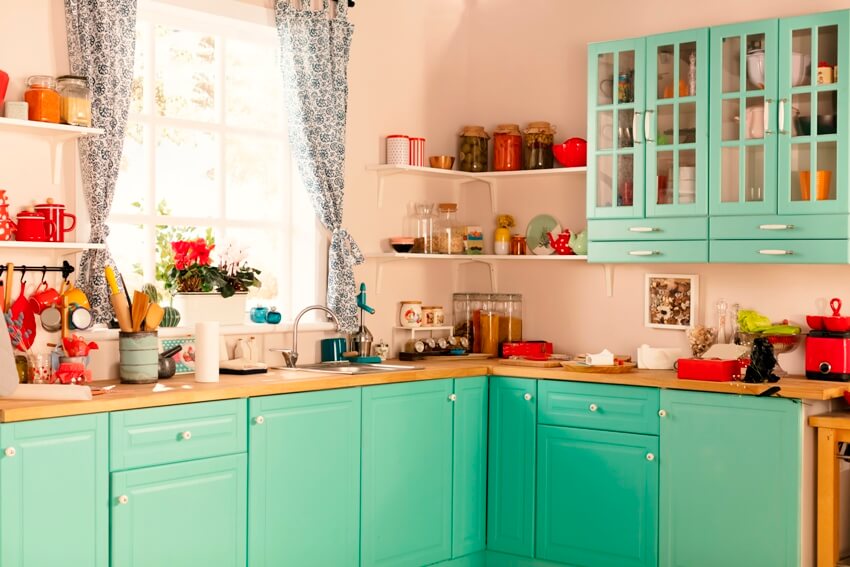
[144,303,164,331]
[131,291,149,332]
[4,262,13,308]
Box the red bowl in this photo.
[824,316,850,332]
[807,315,825,330]
[552,137,587,168]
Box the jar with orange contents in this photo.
[492,123,522,171]
[25,75,60,123]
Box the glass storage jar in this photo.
[498,293,523,343]
[493,123,522,171]
[24,75,60,123]
[523,121,556,169]
[435,202,464,254]
[479,299,501,357]
[56,75,92,127]
[413,202,435,253]
[453,293,474,347]
[458,126,489,172]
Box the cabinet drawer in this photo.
[710,239,850,264]
[110,399,247,471]
[538,381,659,435]
[589,218,708,241]
[711,214,850,240]
[588,240,708,263]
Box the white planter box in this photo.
[171,292,247,327]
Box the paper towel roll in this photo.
[195,321,220,383]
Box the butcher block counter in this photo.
[0,358,846,422]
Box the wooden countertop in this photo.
[0,359,846,422]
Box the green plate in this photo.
[525,214,561,255]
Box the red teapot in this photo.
[15,210,55,242]
[547,229,574,255]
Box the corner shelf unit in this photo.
[0,117,104,184]
[366,164,587,212]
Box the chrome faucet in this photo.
[279,305,342,368]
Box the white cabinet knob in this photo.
[523,393,532,401]
[254,416,265,425]
[181,431,192,441]
[448,394,457,402]
[646,453,655,461]
[658,409,667,417]
[4,447,15,457]
[589,403,598,412]
[118,495,129,505]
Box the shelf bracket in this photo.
[602,263,614,297]
[452,259,497,292]
[376,170,405,208]
[465,177,497,213]
[372,256,409,294]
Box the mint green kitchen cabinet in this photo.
[659,390,801,566]
[487,377,537,557]
[452,376,488,558]
[111,453,247,567]
[361,379,454,567]
[536,425,658,567]
[0,413,108,567]
[248,388,361,567]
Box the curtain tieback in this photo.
[331,227,364,265]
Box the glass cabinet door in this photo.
[645,29,708,217]
[778,12,848,214]
[587,39,645,219]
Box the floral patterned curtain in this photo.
[274,0,362,331]
[64,0,137,323]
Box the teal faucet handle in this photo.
[357,282,375,314]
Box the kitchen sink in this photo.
[279,361,424,375]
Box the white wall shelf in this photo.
[0,241,106,258]
[0,117,103,184]
[393,325,454,340]
[366,164,587,211]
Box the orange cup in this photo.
[799,170,832,200]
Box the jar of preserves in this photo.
[509,235,527,255]
[493,123,522,171]
[435,203,464,254]
[24,75,60,123]
[523,121,556,169]
[458,126,489,172]
[56,75,92,127]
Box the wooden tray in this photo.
[560,361,637,374]
[498,358,564,368]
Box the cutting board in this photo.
[499,358,564,368]
[561,361,637,374]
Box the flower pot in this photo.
[171,292,247,327]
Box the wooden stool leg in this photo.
[818,427,839,567]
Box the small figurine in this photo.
[743,337,779,383]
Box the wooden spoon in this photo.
[131,291,149,332]
[144,303,164,331]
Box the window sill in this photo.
[78,321,338,341]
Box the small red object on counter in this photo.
[677,358,742,382]
[501,341,553,359]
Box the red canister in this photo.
[34,199,76,242]
[15,211,55,242]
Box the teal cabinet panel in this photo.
[110,399,247,471]
[589,217,708,241]
[248,389,361,567]
[710,238,849,263]
[0,414,108,567]
[537,425,658,567]
[453,376,488,558]
[710,213,850,239]
[538,380,660,435]
[778,11,850,215]
[361,379,454,567]
[659,390,801,566]
[111,453,247,567]
[487,377,537,558]
[588,239,708,263]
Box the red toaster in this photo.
[806,330,850,381]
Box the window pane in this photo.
[225,135,285,221]
[225,38,284,130]
[107,222,149,288]
[225,229,285,303]
[114,122,148,215]
[155,127,218,218]
[154,25,217,121]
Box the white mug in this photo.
[745,106,765,139]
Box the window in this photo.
[108,0,323,318]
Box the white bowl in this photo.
[791,52,811,86]
[747,50,765,88]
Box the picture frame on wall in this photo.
[644,273,699,330]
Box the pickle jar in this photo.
[523,121,556,170]
[458,125,489,172]
[24,75,60,123]
[56,75,92,127]
[493,123,522,171]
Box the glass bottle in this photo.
[24,75,60,123]
[453,293,473,348]
[716,298,728,344]
[56,75,92,127]
[493,123,522,171]
[413,202,435,253]
[522,121,556,169]
[458,126,489,172]
[435,202,462,254]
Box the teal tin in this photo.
[119,331,159,384]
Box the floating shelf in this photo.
[366,164,587,211]
[0,117,104,184]
[0,241,106,258]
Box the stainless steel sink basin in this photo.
[279,361,424,375]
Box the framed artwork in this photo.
[159,336,196,374]
[645,273,698,330]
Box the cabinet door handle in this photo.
[628,227,659,233]
[758,249,793,255]
[118,495,129,505]
[448,393,457,402]
[778,98,788,135]
[658,409,667,417]
[628,250,659,256]
[646,453,656,461]
[180,431,192,441]
[645,110,655,143]
[254,416,265,425]
[523,393,532,401]
[764,98,774,135]
[758,224,794,231]
[633,111,642,144]
[589,403,598,412]
[3,447,15,458]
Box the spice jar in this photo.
[523,121,556,170]
[24,75,60,123]
[509,235,527,255]
[422,306,444,326]
[435,203,464,254]
[458,126,489,172]
[56,75,92,127]
[493,123,522,171]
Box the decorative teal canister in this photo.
[119,331,159,384]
